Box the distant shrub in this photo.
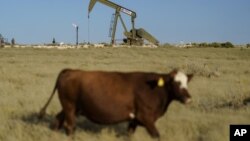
[211,42,221,48]
[161,43,173,48]
[0,34,4,48]
[220,42,234,48]
[196,42,234,48]
[11,38,15,47]
[191,43,197,46]
[199,42,208,47]
[0,38,4,48]
[52,38,56,45]
[247,44,250,48]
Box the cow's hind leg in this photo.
[63,105,76,136]
[51,110,65,130]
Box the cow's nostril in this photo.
[185,98,192,104]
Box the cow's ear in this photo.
[169,69,178,79]
[187,74,193,82]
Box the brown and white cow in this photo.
[39,69,193,138]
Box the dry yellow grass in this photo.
[0,46,250,141]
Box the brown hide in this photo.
[39,69,192,138]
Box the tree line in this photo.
[162,42,250,48]
[192,42,234,48]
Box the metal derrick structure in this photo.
[88,0,159,46]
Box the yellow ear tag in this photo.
[158,77,164,87]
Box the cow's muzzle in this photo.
[184,98,192,104]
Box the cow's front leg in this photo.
[127,119,138,135]
[144,122,160,139]
[137,114,160,139]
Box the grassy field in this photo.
[1,46,250,141]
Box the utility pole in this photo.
[72,23,79,45]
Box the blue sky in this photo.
[0,0,250,44]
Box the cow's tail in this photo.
[38,69,69,119]
[38,80,58,119]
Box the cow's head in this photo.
[167,70,193,104]
[146,69,193,104]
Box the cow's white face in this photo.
[174,71,188,89]
[171,71,192,104]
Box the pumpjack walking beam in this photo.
[88,0,159,46]
[89,0,136,45]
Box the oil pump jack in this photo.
[88,0,159,46]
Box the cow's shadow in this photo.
[21,112,128,137]
[243,97,250,105]
[76,116,128,136]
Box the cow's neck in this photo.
[160,95,172,116]
[160,80,174,116]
